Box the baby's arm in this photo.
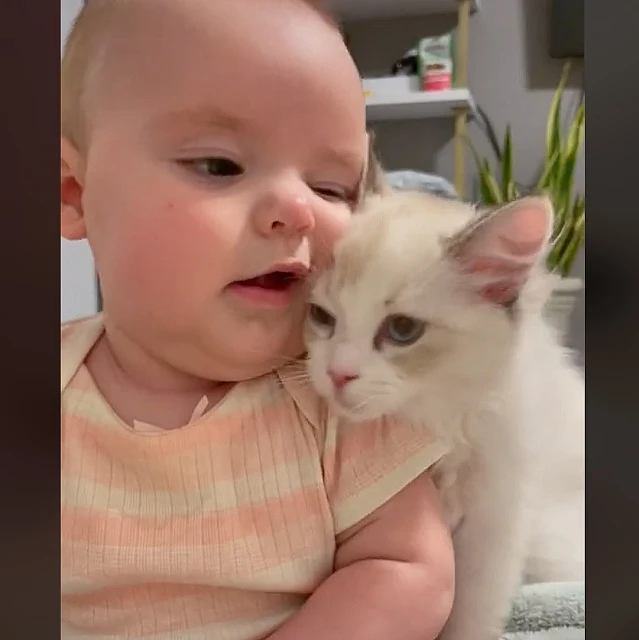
[265,471,454,640]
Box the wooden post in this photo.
[453,109,467,200]
[453,0,471,199]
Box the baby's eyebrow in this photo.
[316,147,365,176]
[147,106,250,134]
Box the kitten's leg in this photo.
[439,475,530,640]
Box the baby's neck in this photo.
[86,326,231,430]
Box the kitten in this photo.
[304,188,585,640]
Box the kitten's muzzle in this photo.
[328,369,359,390]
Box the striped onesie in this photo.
[61,315,448,639]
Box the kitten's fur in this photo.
[304,187,585,640]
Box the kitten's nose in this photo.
[328,369,359,390]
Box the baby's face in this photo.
[68,0,367,381]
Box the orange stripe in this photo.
[62,582,297,611]
[62,583,303,636]
[63,606,292,640]
[61,485,325,548]
[61,406,318,491]
[61,531,333,592]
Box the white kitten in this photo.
[304,189,585,640]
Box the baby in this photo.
[60,1,454,638]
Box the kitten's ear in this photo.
[444,196,554,306]
[358,130,391,201]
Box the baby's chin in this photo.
[228,323,306,378]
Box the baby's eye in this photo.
[376,314,427,348]
[312,185,353,203]
[181,157,244,178]
[308,304,336,333]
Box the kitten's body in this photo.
[305,191,584,640]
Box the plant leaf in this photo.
[548,204,572,267]
[466,136,504,204]
[557,211,585,276]
[479,159,504,204]
[554,105,585,230]
[501,125,515,201]
[548,195,584,275]
[535,148,561,193]
[574,199,585,234]
[545,62,571,164]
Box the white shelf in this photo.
[332,0,480,21]
[366,88,475,121]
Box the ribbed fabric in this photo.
[61,316,449,639]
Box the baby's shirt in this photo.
[61,316,449,640]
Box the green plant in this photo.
[468,63,585,277]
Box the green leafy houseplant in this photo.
[468,64,585,278]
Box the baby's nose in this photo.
[328,369,359,390]
[253,189,315,238]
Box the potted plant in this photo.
[468,63,584,339]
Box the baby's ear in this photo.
[443,196,554,306]
[61,137,87,241]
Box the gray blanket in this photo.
[501,582,585,640]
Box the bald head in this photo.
[61,0,344,154]
[61,0,128,151]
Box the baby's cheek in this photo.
[112,204,222,310]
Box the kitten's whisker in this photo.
[278,373,311,384]
[285,379,313,389]
[237,348,305,366]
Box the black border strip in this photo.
[0,0,62,637]
[586,0,639,638]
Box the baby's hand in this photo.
[266,472,455,640]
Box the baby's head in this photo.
[61,0,367,382]
[305,189,555,421]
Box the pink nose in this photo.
[328,369,359,390]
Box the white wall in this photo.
[61,0,98,322]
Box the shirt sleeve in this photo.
[321,413,450,534]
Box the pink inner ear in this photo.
[456,199,552,305]
[497,202,551,254]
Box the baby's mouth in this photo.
[228,267,308,308]
[234,271,301,291]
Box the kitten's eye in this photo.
[181,157,244,179]
[308,304,336,331]
[377,314,427,348]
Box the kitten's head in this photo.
[304,190,554,421]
